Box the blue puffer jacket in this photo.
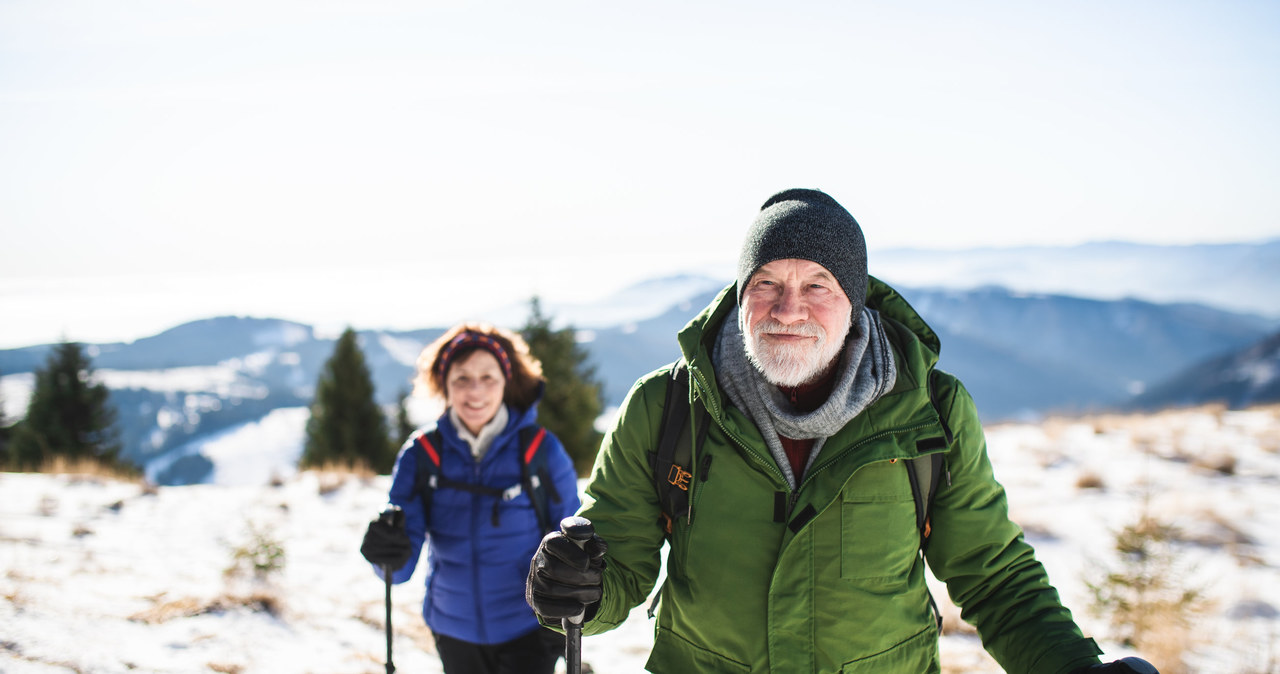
[380,402,581,645]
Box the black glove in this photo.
[1074,657,1159,674]
[526,529,608,621]
[360,505,412,569]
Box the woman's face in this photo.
[445,348,507,435]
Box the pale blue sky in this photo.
[2,0,1278,348]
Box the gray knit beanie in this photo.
[736,188,867,314]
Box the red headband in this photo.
[437,331,514,380]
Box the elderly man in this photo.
[527,189,1158,673]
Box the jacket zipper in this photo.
[690,367,790,496]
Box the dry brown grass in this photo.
[302,462,379,496]
[1126,607,1213,674]
[1191,452,1237,475]
[1075,470,1106,490]
[3,570,28,608]
[34,455,145,484]
[128,590,285,624]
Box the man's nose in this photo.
[771,287,807,324]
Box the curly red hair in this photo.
[415,322,544,411]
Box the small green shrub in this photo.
[1085,509,1209,673]
[226,520,286,582]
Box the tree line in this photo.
[0,299,604,479]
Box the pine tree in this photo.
[300,328,395,473]
[521,297,605,476]
[394,389,416,447]
[8,342,123,471]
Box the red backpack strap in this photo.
[417,430,443,468]
[409,430,445,527]
[522,427,547,465]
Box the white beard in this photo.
[743,310,852,387]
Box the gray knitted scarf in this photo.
[714,306,897,489]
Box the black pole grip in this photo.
[378,503,404,528]
[560,516,594,674]
[560,516,594,544]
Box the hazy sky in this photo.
[2,0,1278,348]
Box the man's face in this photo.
[740,258,853,387]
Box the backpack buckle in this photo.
[667,464,692,491]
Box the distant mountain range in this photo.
[583,283,1279,420]
[871,239,1280,318]
[1129,330,1280,411]
[2,240,1277,484]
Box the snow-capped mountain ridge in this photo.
[4,240,1280,485]
[872,238,1280,318]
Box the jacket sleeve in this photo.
[544,430,583,525]
[574,372,671,636]
[374,438,428,585]
[926,373,1102,673]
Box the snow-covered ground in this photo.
[3,404,1279,673]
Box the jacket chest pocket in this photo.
[839,461,919,589]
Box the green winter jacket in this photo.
[575,278,1103,673]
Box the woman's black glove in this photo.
[1074,657,1159,674]
[360,506,412,569]
[525,529,608,621]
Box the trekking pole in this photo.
[382,561,395,674]
[377,505,403,674]
[559,516,595,674]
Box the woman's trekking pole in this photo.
[377,505,403,674]
[560,516,595,674]
[381,562,391,674]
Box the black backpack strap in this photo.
[928,368,955,445]
[904,452,946,541]
[419,428,552,529]
[646,359,714,619]
[905,367,956,631]
[648,359,711,537]
[413,430,445,526]
[909,367,955,542]
[518,425,560,535]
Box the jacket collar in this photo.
[677,276,943,429]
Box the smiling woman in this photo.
[358,322,583,674]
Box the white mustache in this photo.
[752,319,825,340]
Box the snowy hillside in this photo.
[3,404,1279,673]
